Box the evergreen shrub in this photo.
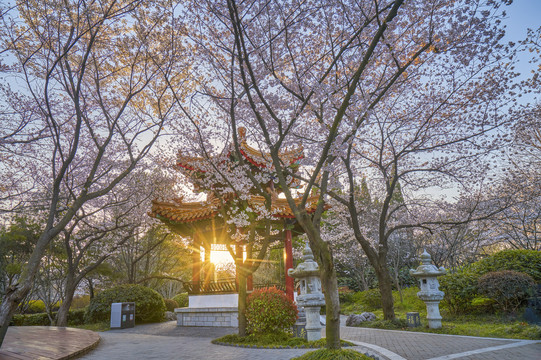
[439,249,541,315]
[477,270,535,312]
[164,299,179,312]
[85,284,165,324]
[357,288,382,311]
[10,309,87,326]
[439,270,478,314]
[11,312,50,326]
[67,308,86,325]
[471,250,541,281]
[70,295,91,309]
[172,293,189,308]
[338,287,355,304]
[245,287,297,334]
[24,300,46,314]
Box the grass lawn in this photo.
[213,332,354,348]
[353,311,541,339]
[291,349,373,360]
[340,287,541,340]
[71,321,110,332]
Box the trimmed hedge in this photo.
[10,309,86,326]
[85,284,165,324]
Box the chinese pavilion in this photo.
[150,128,323,315]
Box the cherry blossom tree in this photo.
[0,0,191,344]
[54,166,179,326]
[170,0,530,345]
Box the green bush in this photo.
[172,293,189,308]
[292,349,373,360]
[70,295,91,309]
[357,288,382,311]
[471,250,541,281]
[338,287,355,305]
[164,299,179,312]
[439,250,541,315]
[245,287,297,334]
[439,270,478,314]
[392,287,425,312]
[85,284,165,324]
[10,309,86,326]
[24,300,46,314]
[67,308,86,326]
[477,270,535,313]
[11,312,51,326]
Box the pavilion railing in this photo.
[183,279,285,295]
[183,279,236,294]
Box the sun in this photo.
[210,250,234,266]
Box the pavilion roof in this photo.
[177,127,303,173]
[150,197,221,223]
[149,194,326,225]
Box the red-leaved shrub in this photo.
[245,287,297,334]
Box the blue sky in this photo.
[504,0,540,43]
[504,0,540,83]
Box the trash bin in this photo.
[111,302,135,329]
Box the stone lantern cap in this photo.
[288,243,325,307]
[409,249,446,278]
[288,243,320,279]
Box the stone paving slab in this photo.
[79,322,380,360]
[338,326,540,360]
[3,321,540,360]
[447,342,541,360]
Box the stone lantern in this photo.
[409,249,446,329]
[288,244,325,341]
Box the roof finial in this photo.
[238,127,246,140]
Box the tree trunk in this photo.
[321,265,341,349]
[0,232,53,347]
[87,278,95,299]
[300,216,341,349]
[375,265,395,320]
[0,283,32,346]
[55,276,78,327]
[237,266,247,336]
[394,270,403,304]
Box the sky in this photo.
[503,0,541,82]
[504,0,540,42]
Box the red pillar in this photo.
[247,274,253,291]
[192,235,201,294]
[284,228,294,301]
[203,243,212,291]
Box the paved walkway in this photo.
[339,327,540,360]
[2,321,539,360]
[78,322,379,360]
[77,321,540,360]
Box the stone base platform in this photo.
[175,307,238,327]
